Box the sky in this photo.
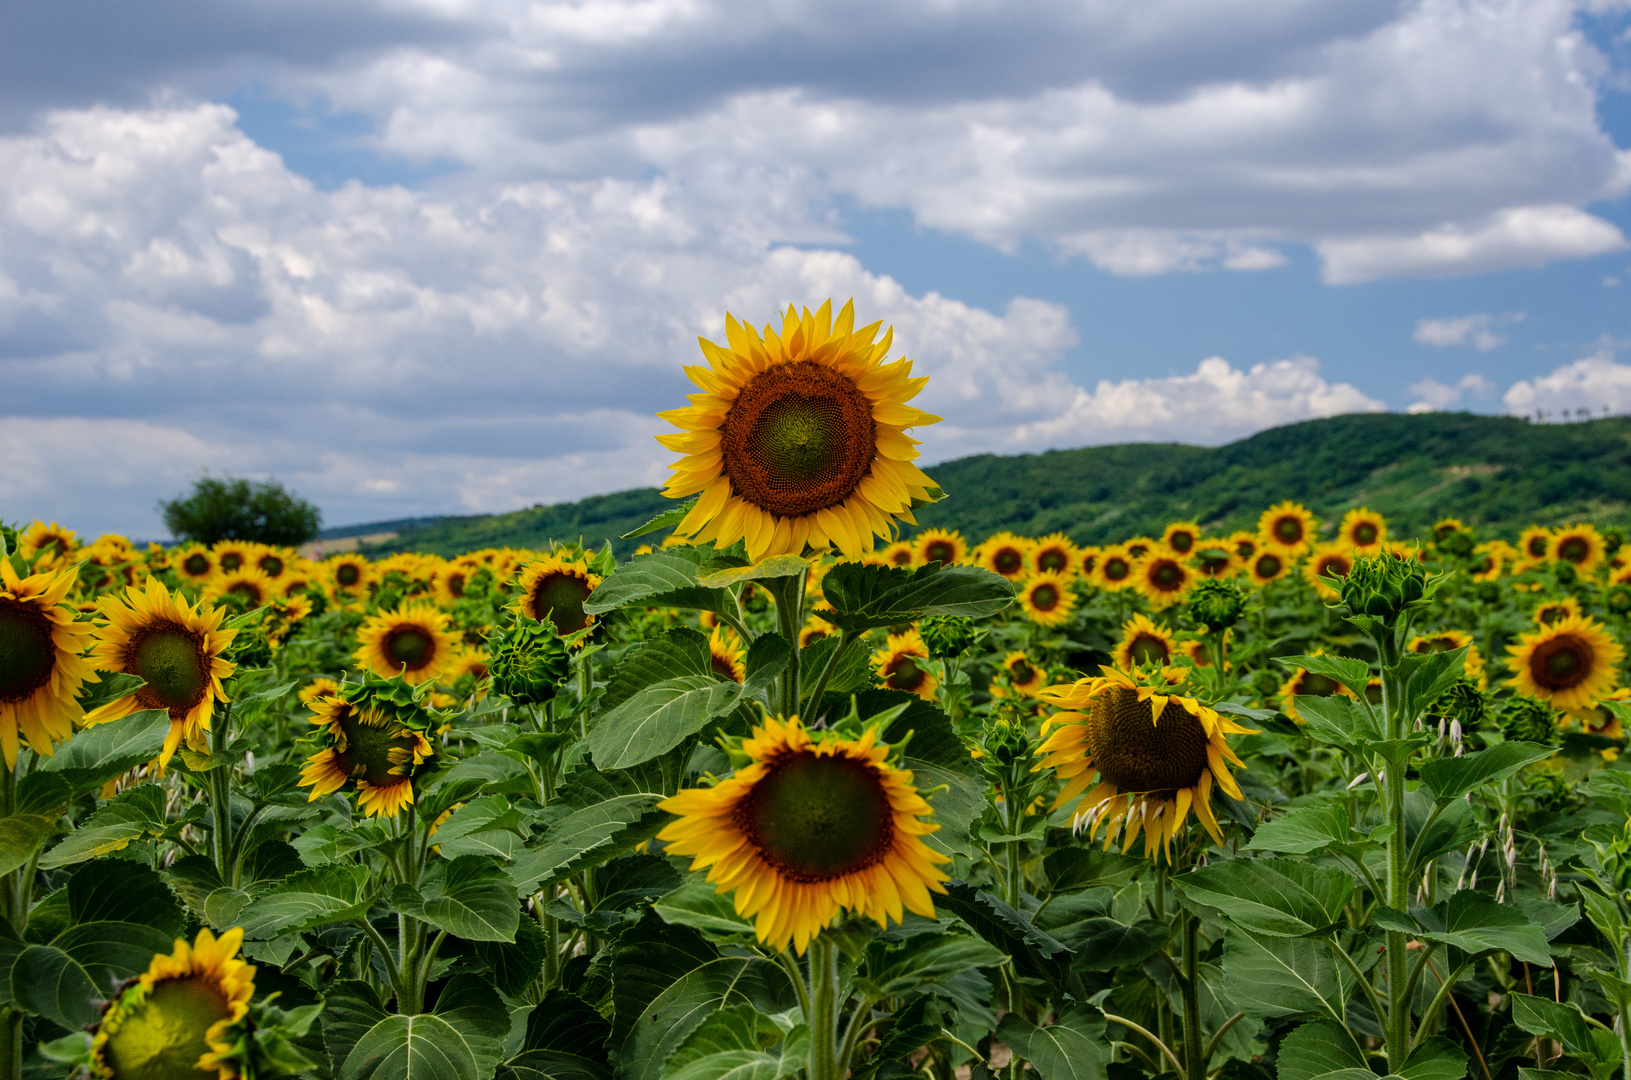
[5,0,1631,538]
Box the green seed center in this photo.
[134,628,207,713]
[386,628,433,670]
[101,975,229,1080]
[531,573,593,634]
[0,601,54,705]
[740,752,893,881]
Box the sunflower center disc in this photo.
[1128,634,1169,666]
[531,573,593,633]
[1419,637,1456,654]
[1030,584,1059,610]
[229,581,264,607]
[0,600,55,705]
[1103,558,1130,581]
[886,657,926,693]
[722,361,876,518]
[1257,555,1282,577]
[1170,533,1194,553]
[339,710,412,786]
[1085,686,1210,793]
[1010,660,1035,685]
[1534,636,1589,689]
[133,626,207,713]
[1274,518,1303,544]
[385,628,434,670]
[924,541,955,565]
[183,553,210,576]
[711,651,741,681]
[740,751,893,881]
[448,573,466,597]
[1559,538,1587,563]
[102,975,230,1080]
[336,565,361,587]
[260,555,284,577]
[1151,563,1181,590]
[993,548,1023,575]
[1354,524,1377,545]
[1298,673,1341,697]
[1037,549,1067,572]
[218,553,242,572]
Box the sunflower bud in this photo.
[1604,529,1624,556]
[1498,696,1560,745]
[1438,530,1475,560]
[488,620,572,705]
[1607,583,1631,616]
[1427,678,1487,733]
[1338,552,1429,623]
[918,614,982,655]
[1186,578,1248,632]
[983,717,1032,766]
[1476,582,1502,606]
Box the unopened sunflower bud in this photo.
[1186,578,1248,632]
[488,619,572,705]
[918,614,982,656]
[1339,551,1429,623]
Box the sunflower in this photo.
[1534,596,1582,626]
[249,545,292,581]
[173,546,216,586]
[1470,543,1506,582]
[800,612,837,649]
[300,686,436,818]
[325,554,371,598]
[85,580,236,768]
[872,629,937,700]
[1259,502,1316,556]
[658,300,942,561]
[443,647,492,698]
[1518,526,1554,564]
[1190,545,1236,579]
[1278,657,1358,723]
[1408,629,1486,685]
[209,540,254,576]
[710,625,747,683]
[881,541,917,568]
[1304,543,1354,600]
[1550,524,1606,573]
[1031,533,1080,577]
[353,603,459,686]
[978,533,1032,581]
[297,678,341,707]
[1133,550,1191,609]
[1161,522,1201,556]
[1433,518,1465,543]
[433,561,474,606]
[656,715,950,953]
[0,561,98,768]
[90,926,256,1080]
[1077,546,1101,579]
[264,595,312,648]
[1113,614,1177,670]
[1228,531,1259,563]
[914,528,967,567]
[1036,667,1253,862]
[1614,564,1631,588]
[514,554,602,637]
[1125,537,1155,559]
[1094,545,1136,591]
[204,568,275,610]
[1179,638,1217,668]
[1506,613,1624,711]
[1000,651,1046,696]
[1247,549,1289,587]
[1338,508,1387,553]
[18,521,78,569]
[1018,572,1076,627]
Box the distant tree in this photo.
[160,476,321,546]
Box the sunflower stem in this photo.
[807,936,840,1080]
[1376,626,1412,1073]
[1181,912,1206,1080]
[772,573,806,719]
[802,630,858,720]
[1154,865,1175,1055]
[209,702,234,883]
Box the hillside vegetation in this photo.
[341,411,1631,556]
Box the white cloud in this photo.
[1406,373,1497,413]
[1504,348,1631,418]
[1413,312,1526,350]
[1319,206,1627,285]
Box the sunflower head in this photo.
[1336,549,1432,622]
[1519,527,1554,563]
[657,714,950,953]
[1339,508,1387,551]
[881,541,917,569]
[1259,502,1316,555]
[0,561,97,767]
[1078,546,1101,578]
[1505,613,1624,712]
[1550,524,1606,573]
[353,602,460,685]
[299,675,437,817]
[1113,614,1177,671]
[872,630,937,700]
[173,546,216,584]
[1279,657,1358,723]
[1432,518,1465,543]
[1305,543,1355,600]
[205,568,276,612]
[1029,533,1079,577]
[914,529,967,568]
[1534,596,1583,626]
[325,554,371,596]
[1190,545,1236,579]
[1162,522,1201,555]
[1018,572,1076,626]
[1001,651,1046,696]
[1247,549,1288,587]
[1498,695,1561,745]
[1134,551,1191,609]
[91,926,255,1080]
[979,533,1033,581]
[513,554,602,637]
[1095,545,1135,590]
[19,521,78,569]
[487,619,573,705]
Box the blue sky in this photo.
[4,0,1631,536]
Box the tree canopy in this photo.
[159,475,321,546]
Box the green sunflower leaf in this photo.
[1220,930,1347,1021]
[1275,1019,1368,1080]
[1175,858,1353,938]
[401,855,520,943]
[1420,741,1557,801]
[236,864,373,940]
[995,1005,1107,1080]
[857,931,1007,997]
[586,676,745,770]
[821,562,1016,632]
[41,707,171,794]
[39,784,167,869]
[583,550,734,617]
[1245,802,1356,855]
[336,974,510,1080]
[622,498,697,541]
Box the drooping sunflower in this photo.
[1278,656,1358,723]
[1113,614,1177,670]
[914,528,967,567]
[881,541,917,568]
[0,561,97,768]
[1247,549,1289,587]
[204,568,276,610]
[1518,526,1554,564]
[1338,508,1387,552]
[1094,545,1135,591]
[710,625,747,683]
[1000,651,1046,696]
[978,533,1032,581]
[325,554,371,598]
[1018,572,1076,627]
[1036,667,1253,862]
[514,554,602,637]
[211,540,255,576]
[1258,502,1316,556]
[85,579,236,768]
[1133,550,1191,609]
[1409,629,1485,685]
[1550,524,1606,573]
[1161,522,1201,556]
[172,546,216,586]
[300,681,436,818]
[1506,613,1624,711]
[18,521,78,569]
[90,926,256,1080]
[1030,533,1080,577]
[1534,596,1583,626]
[872,629,937,700]
[353,603,459,686]
[658,300,943,561]
[1304,543,1354,600]
[656,715,950,953]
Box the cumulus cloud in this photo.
[1406,373,1497,413]
[1504,348,1631,418]
[1319,206,1627,285]
[1413,312,1526,350]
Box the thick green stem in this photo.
[801,631,858,718]
[1154,867,1175,1055]
[771,574,806,718]
[210,704,234,882]
[1,1009,18,1080]
[806,936,840,1080]
[1181,913,1206,1080]
[1620,940,1631,1080]
[1377,630,1411,1072]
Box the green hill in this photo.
[344,412,1631,557]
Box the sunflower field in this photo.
[6,301,1631,1080]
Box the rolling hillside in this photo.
[333,412,1631,557]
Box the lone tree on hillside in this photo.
[160,475,321,546]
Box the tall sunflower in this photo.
[1036,667,1253,862]
[173,546,216,586]
[1247,549,1289,587]
[1133,550,1191,609]
[1227,531,1259,563]
[299,680,436,818]
[1077,546,1101,579]
[0,561,97,768]
[90,927,256,1080]
[656,716,950,953]
[978,533,1032,581]
[1161,522,1201,556]
[514,554,602,637]
[1518,526,1554,564]
[325,554,371,598]
[1018,572,1076,627]
[872,629,937,700]
[354,603,459,686]
[85,580,236,768]
[1259,502,1316,556]
[1338,508,1387,552]
[1533,596,1582,626]
[1550,524,1606,573]
[1304,543,1354,600]
[1506,613,1624,711]
[18,521,78,569]
[211,540,255,576]
[914,528,967,567]
[709,625,747,683]
[658,300,942,561]
[204,568,276,610]
[1094,545,1135,591]
[1113,614,1177,670]
[250,545,292,581]
[1030,533,1080,577]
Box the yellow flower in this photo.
[1338,508,1387,552]
[881,541,917,568]
[297,677,341,707]
[249,544,293,581]
[1278,655,1358,723]
[914,528,967,568]
[1113,614,1177,671]
[1036,668,1254,863]
[1258,502,1316,556]
[1030,533,1080,577]
[1094,545,1136,591]
[0,561,98,768]
[91,927,256,1080]
[1533,596,1582,626]
[1133,549,1191,609]
[433,559,478,605]
[1550,524,1606,573]
[1432,518,1465,542]
[204,568,276,610]
[872,630,937,700]
[86,580,236,768]
[658,299,942,561]
[1304,543,1355,600]
[1505,613,1624,712]
[353,603,460,685]
[324,554,371,598]
[1018,572,1076,626]
[172,546,216,585]
[1408,629,1486,684]
[978,533,1033,581]
[210,540,255,576]
[19,521,78,569]
[999,651,1046,696]
[656,716,950,953]
[513,554,602,637]
[1227,531,1259,563]
[709,625,747,683]
[1470,543,1506,582]
[1076,546,1101,580]
[1247,548,1290,587]
[1161,522,1201,556]
[299,693,435,818]
[1518,526,1554,564]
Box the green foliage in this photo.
[160,473,322,545]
